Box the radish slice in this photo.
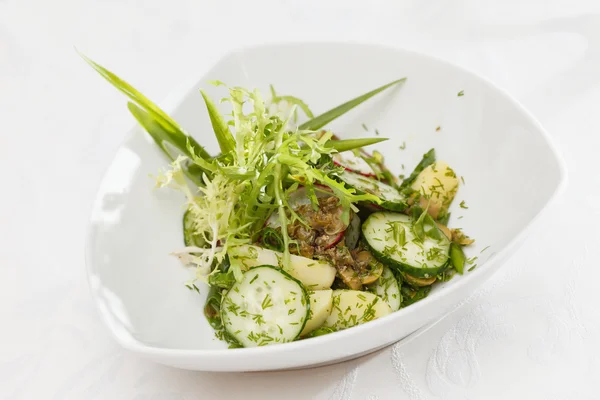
[317,231,346,249]
[320,132,385,178]
[332,151,381,177]
[360,149,398,185]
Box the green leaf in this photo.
[326,137,388,152]
[200,90,236,156]
[400,148,436,188]
[412,204,444,242]
[450,243,466,274]
[127,102,178,159]
[299,78,406,130]
[128,103,208,186]
[390,222,406,246]
[261,227,284,252]
[204,286,223,330]
[269,85,314,119]
[184,137,217,173]
[424,214,443,240]
[401,285,431,307]
[438,212,450,226]
[208,270,236,290]
[412,207,427,241]
[79,52,211,160]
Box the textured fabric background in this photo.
[1,1,597,398]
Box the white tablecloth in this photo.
[2,1,598,398]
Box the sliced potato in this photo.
[228,245,336,290]
[411,161,459,218]
[323,289,392,330]
[300,290,333,336]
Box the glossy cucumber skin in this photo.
[362,212,450,278]
[221,265,310,347]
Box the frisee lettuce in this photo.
[268,84,314,124]
[157,84,384,282]
[82,54,404,288]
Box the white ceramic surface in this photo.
[86,43,565,371]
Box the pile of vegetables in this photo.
[83,55,473,348]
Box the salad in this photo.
[83,55,473,348]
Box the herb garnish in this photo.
[261,294,274,310]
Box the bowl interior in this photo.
[87,43,564,352]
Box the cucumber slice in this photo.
[323,289,392,331]
[362,212,450,278]
[367,266,401,311]
[228,245,336,290]
[183,209,206,247]
[300,290,333,336]
[221,265,309,347]
[338,170,407,211]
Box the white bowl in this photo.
[86,43,566,371]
